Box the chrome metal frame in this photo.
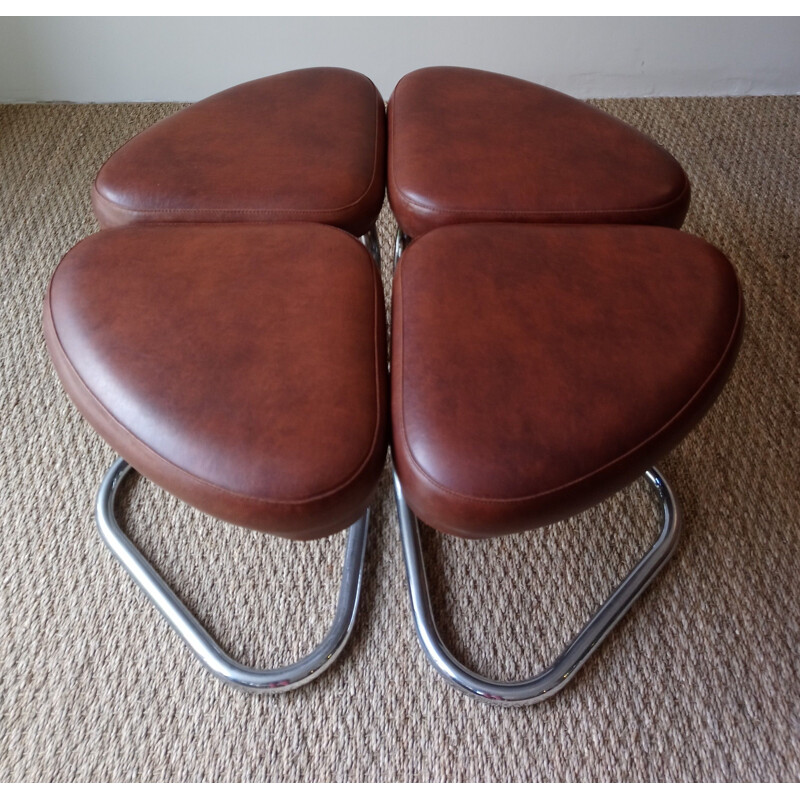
[393,467,681,706]
[96,458,369,693]
[359,223,381,268]
[394,228,409,269]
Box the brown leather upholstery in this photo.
[392,224,743,538]
[44,223,388,540]
[92,68,386,236]
[388,67,690,238]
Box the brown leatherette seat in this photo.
[388,67,691,238]
[44,223,388,540]
[392,224,743,538]
[92,68,386,236]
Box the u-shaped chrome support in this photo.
[393,468,681,706]
[96,458,369,693]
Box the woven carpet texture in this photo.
[0,96,798,782]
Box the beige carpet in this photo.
[0,95,798,782]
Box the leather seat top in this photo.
[392,223,743,538]
[44,223,388,539]
[92,68,386,236]
[388,67,691,238]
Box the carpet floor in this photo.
[0,95,798,782]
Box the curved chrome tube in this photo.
[96,458,369,693]
[393,468,681,706]
[359,224,381,268]
[394,228,409,269]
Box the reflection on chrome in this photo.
[359,223,381,268]
[96,458,369,693]
[393,467,681,706]
[394,228,410,269]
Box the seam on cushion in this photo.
[370,251,385,477]
[92,200,372,220]
[389,167,690,220]
[388,77,690,221]
[397,259,742,507]
[91,219,363,236]
[93,78,384,219]
[47,246,384,509]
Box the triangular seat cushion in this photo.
[392,224,742,537]
[388,67,691,237]
[44,224,388,540]
[92,68,386,235]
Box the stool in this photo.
[93,67,386,238]
[388,66,690,241]
[45,223,387,691]
[45,68,388,693]
[392,224,742,704]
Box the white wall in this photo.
[1,17,799,102]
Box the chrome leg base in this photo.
[96,458,369,693]
[393,468,681,706]
[359,223,381,268]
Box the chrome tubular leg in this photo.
[394,228,409,270]
[359,223,381,268]
[393,468,681,706]
[96,458,369,693]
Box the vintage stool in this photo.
[93,67,386,239]
[45,68,388,692]
[388,66,691,244]
[45,223,387,691]
[392,224,742,705]
[388,68,742,705]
